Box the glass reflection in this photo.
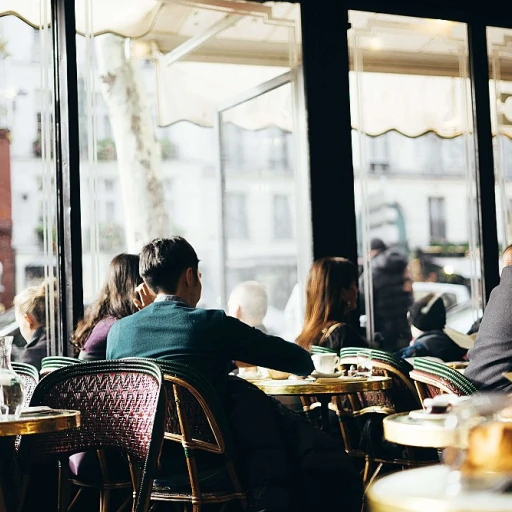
[349,11,482,349]
[0,8,59,365]
[76,0,309,340]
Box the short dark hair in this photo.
[139,237,199,294]
[370,238,387,252]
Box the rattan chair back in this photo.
[40,356,82,376]
[338,348,420,413]
[148,360,247,510]
[335,348,432,486]
[17,360,166,512]
[410,358,477,401]
[311,345,337,355]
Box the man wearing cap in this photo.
[395,293,471,362]
[362,238,413,352]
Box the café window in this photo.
[350,11,483,344]
[0,12,59,361]
[428,197,447,243]
[225,193,249,240]
[273,194,293,240]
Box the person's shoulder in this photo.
[500,266,512,284]
[191,306,226,319]
[89,316,117,336]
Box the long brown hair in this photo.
[72,253,142,351]
[296,257,358,351]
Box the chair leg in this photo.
[116,493,133,512]
[101,489,110,512]
[67,487,83,511]
[58,461,71,512]
[366,462,384,488]
[362,458,372,486]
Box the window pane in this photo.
[220,81,306,337]
[349,11,482,348]
[273,194,293,239]
[487,27,512,272]
[0,9,59,365]
[78,1,310,341]
[428,197,447,242]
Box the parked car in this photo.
[445,302,482,335]
[412,282,470,310]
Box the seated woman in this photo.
[73,253,143,361]
[396,293,471,362]
[15,278,57,371]
[296,257,367,353]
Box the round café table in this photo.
[0,409,81,512]
[252,376,392,433]
[367,465,512,512]
[383,411,455,448]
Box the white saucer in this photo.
[408,409,450,421]
[311,370,343,378]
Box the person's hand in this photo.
[133,282,156,310]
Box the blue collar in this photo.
[154,295,191,307]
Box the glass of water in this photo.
[356,353,372,377]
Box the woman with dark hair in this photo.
[73,253,143,361]
[296,257,367,353]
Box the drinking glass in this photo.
[356,353,372,377]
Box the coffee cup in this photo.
[312,353,340,374]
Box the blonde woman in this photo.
[14,279,57,371]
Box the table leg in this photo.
[0,437,20,512]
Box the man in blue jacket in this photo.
[106,236,313,393]
[106,236,361,512]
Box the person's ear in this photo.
[340,287,351,303]
[185,267,196,287]
[24,313,37,329]
[233,305,242,320]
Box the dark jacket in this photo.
[316,323,368,353]
[19,326,47,371]
[395,330,467,362]
[225,376,363,512]
[465,267,512,391]
[78,316,117,361]
[106,296,314,394]
[364,248,412,351]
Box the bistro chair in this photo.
[310,345,337,355]
[410,358,477,401]
[336,348,434,486]
[17,359,166,512]
[40,356,82,377]
[147,359,247,512]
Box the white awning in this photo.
[350,72,512,139]
[3,1,512,137]
[155,60,292,129]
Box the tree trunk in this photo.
[96,34,169,252]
